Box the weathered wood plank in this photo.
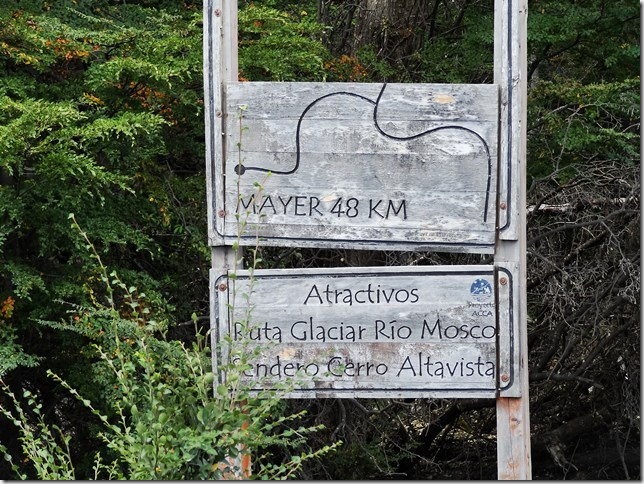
[225,197,489,232]
[206,0,242,399]
[226,119,497,155]
[228,151,494,189]
[206,1,252,478]
[496,2,521,238]
[214,265,516,399]
[225,82,499,122]
[203,0,220,245]
[221,188,494,248]
[495,0,532,478]
[215,81,499,252]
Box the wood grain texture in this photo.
[215,266,516,399]
[494,0,532,478]
[496,0,522,239]
[226,82,499,121]
[214,82,499,253]
[203,0,219,245]
[205,1,252,479]
[207,0,241,371]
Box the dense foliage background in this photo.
[0,0,639,479]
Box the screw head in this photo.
[218,283,227,292]
[499,201,507,210]
[500,277,508,286]
[501,374,510,382]
[217,209,226,218]
[216,110,223,118]
[214,8,222,16]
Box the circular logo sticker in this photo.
[470,278,492,301]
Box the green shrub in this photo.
[0,217,338,479]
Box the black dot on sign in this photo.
[234,164,246,175]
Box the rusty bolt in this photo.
[501,374,510,382]
[499,277,508,286]
[216,110,223,118]
[218,209,226,218]
[218,283,228,292]
[499,201,507,210]
[214,8,222,17]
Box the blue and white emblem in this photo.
[470,278,492,301]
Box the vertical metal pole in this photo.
[494,0,531,479]
[205,0,250,478]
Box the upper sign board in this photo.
[213,265,518,399]
[212,82,499,253]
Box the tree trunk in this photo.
[351,0,436,58]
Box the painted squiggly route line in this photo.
[235,83,492,222]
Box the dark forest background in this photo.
[0,0,639,479]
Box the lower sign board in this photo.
[212,82,499,253]
[213,265,518,398]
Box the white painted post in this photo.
[494,0,531,479]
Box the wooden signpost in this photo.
[205,0,530,479]
[494,0,531,478]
